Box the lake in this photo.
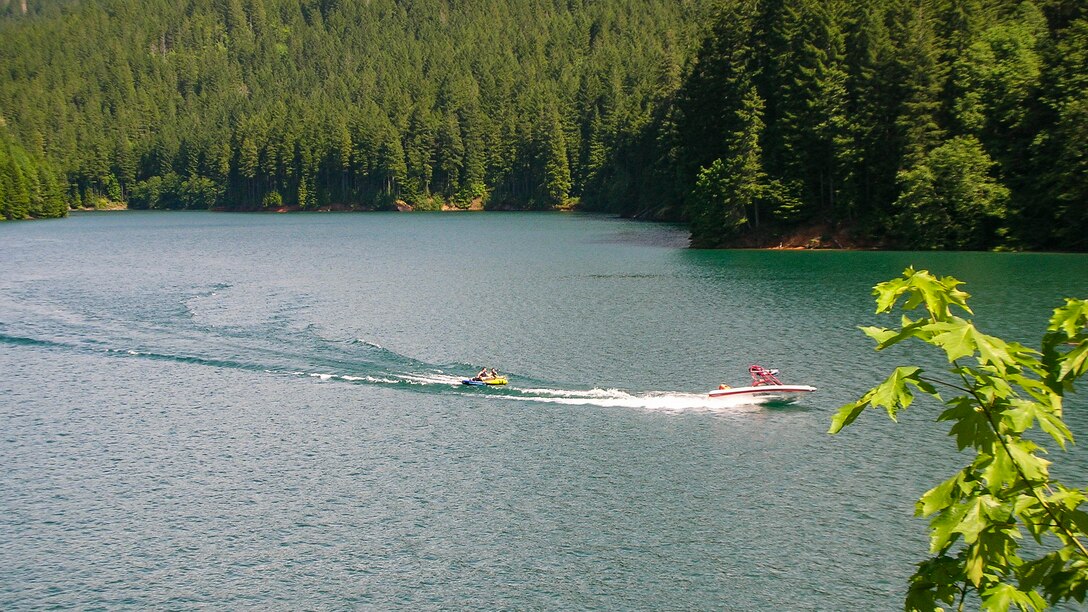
[2,211,1086,609]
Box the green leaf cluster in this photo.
[831,268,1088,610]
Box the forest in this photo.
[0,121,67,219]
[0,0,1085,250]
[627,0,1088,251]
[0,0,702,214]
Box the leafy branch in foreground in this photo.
[829,267,1088,611]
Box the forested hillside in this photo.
[1,0,1085,251]
[595,0,1088,250]
[0,0,702,214]
[0,121,67,219]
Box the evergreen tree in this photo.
[689,87,774,247]
[893,1,948,169]
[1031,17,1088,249]
[843,0,899,224]
[542,112,572,207]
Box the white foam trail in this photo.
[401,372,465,386]
[301,370,458,386]
[106,349,147,355]
[520,387,631,398]
[341,374,399,384]
[303,372,400,384]
[508,391,782,412]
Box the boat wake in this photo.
[0,286,808,413]
[289,372,791,411]
[2,324,805,412]
[511,387,786,411]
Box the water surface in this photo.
[2,212,1086,609]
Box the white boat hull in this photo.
[707,384,817,400]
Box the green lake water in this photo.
[2,211,1086,609]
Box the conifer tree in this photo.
[689,86,772,247]
[893,2,948,168]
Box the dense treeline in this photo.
[592,0,1088,250]
[0,0,701,213]
[0,122,66,220]
[1,0,1084,249]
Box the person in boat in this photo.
[490,368,500,379]
[475,367,490,381]
[718,384,731,390]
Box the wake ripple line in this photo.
[2,331,797,412]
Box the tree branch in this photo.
[952,361,1088,559]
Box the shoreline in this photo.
[65,208,871,251]
[58,208,1068,252]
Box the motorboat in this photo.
[708,365,815,400]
